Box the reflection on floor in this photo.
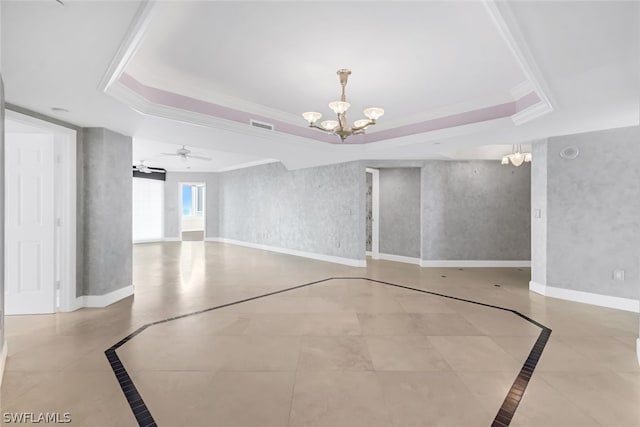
[181,231,204,241]
[1,242,639,427]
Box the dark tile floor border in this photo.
[105,277,552,427]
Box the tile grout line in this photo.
[105,276,552,427]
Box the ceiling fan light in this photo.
[524,152,532,162]
[364,107,384,120]
[328,101,350,114]
[353,119,370,129]
[302,111,322,124]
[321,120,339,131]
[501,156,509,165]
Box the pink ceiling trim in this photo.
[119,73,334,143]
[119,73,542,144]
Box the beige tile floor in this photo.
[1,241,639,426]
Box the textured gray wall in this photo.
[219,161,365,260]
[379,168,421,257]
[531,142,548,284]
[366,172,372,252]
[546,126,640,299]
[164,172,219,239]
[82,128,132,296]
[421,160,531,260]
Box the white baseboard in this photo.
[78,285,135,309]
[420,260,531,268]
[0,339,7,388]
[133,238,165,244]
[366,251,372,256]
[163,237,181,242]
[529,281,640,313]
[206,237,366,267]
[379,253,421,265]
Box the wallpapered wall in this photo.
[421,160,531,261]
[219,161,366,261]
[379,168,421,258]
[539,126,640,300]
[366,172,372,252]
[82,128,132,296]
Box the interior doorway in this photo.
[180,182,205,241]
[4,111,76,314]
[365,168,379,259]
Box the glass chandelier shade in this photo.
[501,144,532,167]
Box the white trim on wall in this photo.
[80,285,134,309]
[163,237,181,242]
[420,260,532,268]
[529,281,640,313]
[379,253,421,265]
[206,237,366,267]
[133,238,165,244]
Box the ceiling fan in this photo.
[133,160,165,174]
[161,145,212,161]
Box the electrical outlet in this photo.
[533,209,541,219]
[613,269,625,281]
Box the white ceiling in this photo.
[126,1,525,129]
[1,1,638,170]
[133,138,276,173]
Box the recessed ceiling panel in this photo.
[125,1,528,129]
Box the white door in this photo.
[5,133,55,314]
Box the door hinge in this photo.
[56,218,62,227]
[55,281,61,290]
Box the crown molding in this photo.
[483,0,554,125]
[510,80,535,101]
[97,0,157,93]
[511,101,553,126]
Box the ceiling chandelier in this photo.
[302,69,384,142]
[501,144,532,167]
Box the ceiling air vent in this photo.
[250,119,274,131]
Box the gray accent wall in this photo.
[366,172,372,252]
[540,126,640,299]
[82,128,132,296]
[421,160,531,260]
[164,172,220,239]
[531,142,548,285]
[219,161,365,261]
[379,168,421,258]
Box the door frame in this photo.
[178,182,206,237]
[5,110,77,312]
[365,168,380,259]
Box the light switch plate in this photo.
[613,270,625,281]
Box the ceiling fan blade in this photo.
[189,155,212,161]
[161,152,181,156]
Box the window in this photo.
[181,184,205,217]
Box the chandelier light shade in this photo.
[302,69,384,142]
[501,144,532,167]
